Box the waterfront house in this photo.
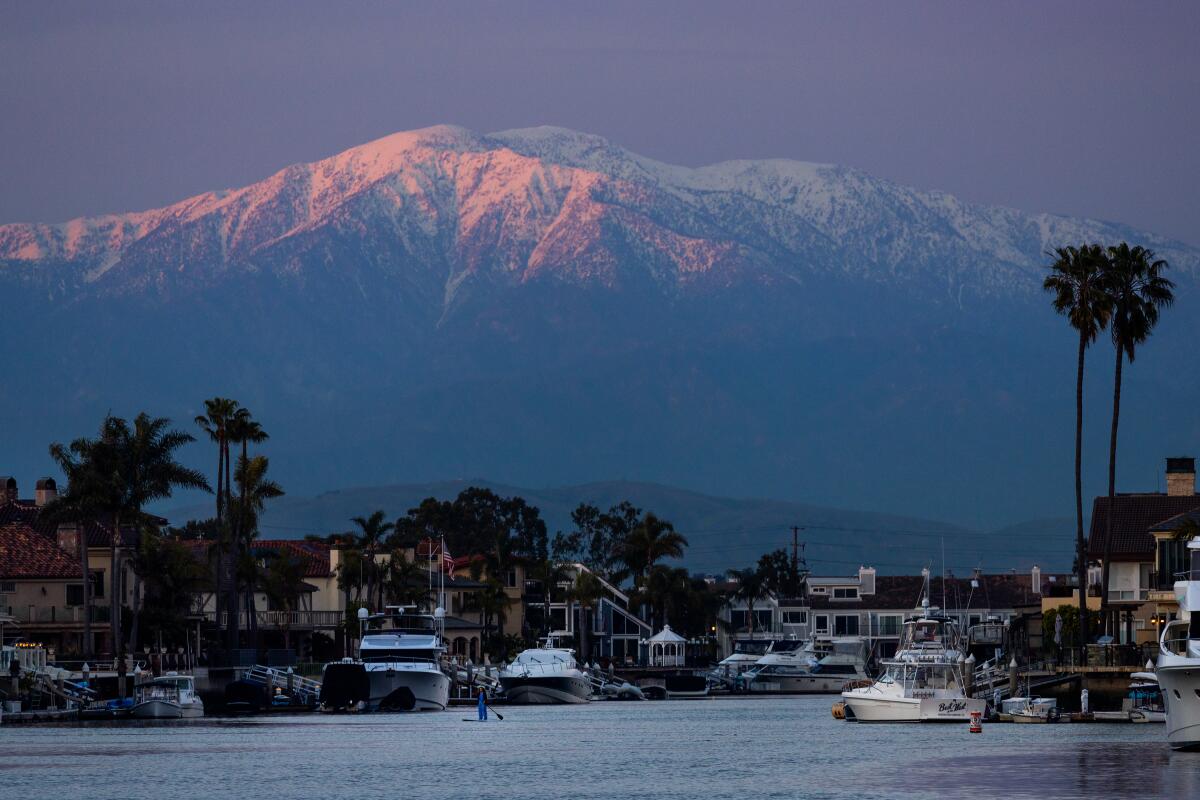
[720,564,1056,660]
[1087,457,1200,645]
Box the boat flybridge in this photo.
[130,672,205,719]
[841,595,985,723]
[1157,538,1200,749]
[320,605,451,712]
[715,637,800,678]
[499,633,593,704]
[744,637,869,693]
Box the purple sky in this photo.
[3,1,1198,245]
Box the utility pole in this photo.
[790,526,806,597]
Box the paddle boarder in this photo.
[477,687,488,721]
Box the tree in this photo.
[553,501,642,583]
[379,550,429,609]
[569,570,605,662]
[1044,244,1112,661]
[622,513,688,622]
[261,549,307,652]
[757,549,802,598]
[195,398,240,654]
[1098,243,1174,630]
[349,510,394,611]
[49,414,208,677]
[194,398,240,522]
[727,566,769,637]
[133,528,209,651]
[228,455,284,651]
[527,558,575,636]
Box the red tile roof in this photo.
[178,539,332,578]
[1087,494,1200,561]
[0,521,81,579]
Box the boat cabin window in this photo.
[811,663,858,675]
[361,648,438,662]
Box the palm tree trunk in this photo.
[1100,343,1124,639]
[110,514,122,661]
[129,572,142,653]
[78,527,94,660]
[1074,330,1090,665]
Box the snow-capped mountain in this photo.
[2,126,1196,533]
[4,124,1193,307]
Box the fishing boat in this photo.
[1010,698,1068,723]
[841,583,986,723]
[1156,538,1200,748]
[130,675,202,719]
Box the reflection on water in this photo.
[1,697,1198,799]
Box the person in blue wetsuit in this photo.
[477,687,488,721]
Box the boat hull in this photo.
[366,667,450,711]
[751,674,858,694]
[1157,665,1200,749]
[500,675,592,704]
[843,692,985,722]
[129,699,183,719]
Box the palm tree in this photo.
[1098,243,1174,630]
[228,455,284,652]
[349,511,394,611]
[44,442,112,660]
[569,570,605,663]
[727,566,769,638]
[621,513,687,624]
[261,550,307,653]
[379,550,429,609]
[1044,244,1112,661]
[194,398,240,521]
[50,414,208,684]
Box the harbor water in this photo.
[3,696,1199,800]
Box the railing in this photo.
[1159,620,1191,657]
[6,605,111,624]
[199,610,344,629]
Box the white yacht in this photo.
[321,606,450,712]
[745,638,869,693]
[841,598,985,723]
[130,673,204,719]
[715,638,794,678]
[1157,538,1200,749]
[499,636,593,704]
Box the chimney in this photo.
[1,476,15,503]
[858,565,876,595]
[1166,457,1196,497]
[1031,565,1042,594]
[35,477,57,507]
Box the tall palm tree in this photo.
[349,511,394,611]
[228,408,269,472]
[194,398,240,522]
[228,455,284,652]
[1044,244,1113,661]
[261,550,307,652]
[1098,243,1174,629]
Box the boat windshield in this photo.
[360,648,439,663]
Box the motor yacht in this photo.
[841,596,985,723]
[320,606,450,712]
[745,638,868,693]
[715,638,798,679]
[130,673,203,719]
[499,635,593,704]
[1157,538,1200,748]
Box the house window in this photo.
[814,614,829,634]
[877,614,901,636]
[91,570,105,599]
[67,584,84,606]
[834,614,860,636]
[810,586,827,594]
[0,580,15,594]
[506,569,517,588]
[833,587,858,600]
[782,610,808,625]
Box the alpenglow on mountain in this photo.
[2,125,1197,538]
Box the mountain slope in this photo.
[2,125,1197,530]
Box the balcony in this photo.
[5,605,111,624]
[198,610,344,630]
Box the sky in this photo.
[2,1,1199,246]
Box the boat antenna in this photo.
[940,537,947,615]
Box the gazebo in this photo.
[646,625,687,667]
